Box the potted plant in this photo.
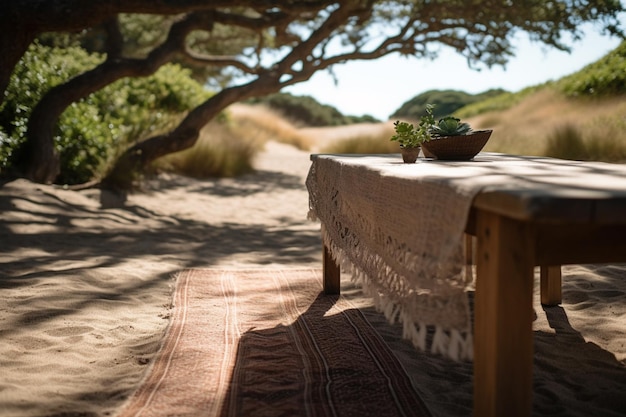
[391,104,492,161]
[390,104,435,163]
[422,107,493,161]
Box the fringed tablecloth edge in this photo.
[311,218,474,362]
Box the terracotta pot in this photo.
[400,146,421,163]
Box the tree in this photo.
[2,0,624,188]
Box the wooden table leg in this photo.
[474,211,535,417]
[464,233,474,283]
[323,243,340,294]
[321,226,340,294]
[540,265,562,306]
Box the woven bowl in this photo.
[421,130,493,161]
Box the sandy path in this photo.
[0,141,321,417]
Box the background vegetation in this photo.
[2,39,625,185]
[3,1,623,187]
[455,40,626,161]
[390,89,508,121]
[247,93,380,126]
[326,41,626,162]
[154,104,313,178]
[0,42,210,184]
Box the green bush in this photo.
[557,40,626,97]
[390,89,508,120]
[247,92,380,126]
[0,41,210,184]
[0,43,104,174]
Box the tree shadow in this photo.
[141,169,307,197]
[341,283,626,417]
[0,172,321,334]
[531,304,626,416]
[219,291,432,417]
[0,160,324,415]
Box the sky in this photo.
[284,26,623,121]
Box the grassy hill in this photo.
[463,89,626,159]
[234,41,626,163]
[455,40,626,161]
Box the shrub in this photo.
[391,89,508,120]
[247,92,379,127]
[557,40,626,97]
[0,41,210,184]
[0,42,105,176]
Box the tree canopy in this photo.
[1,0,624,188]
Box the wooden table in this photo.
[308,153,626,417]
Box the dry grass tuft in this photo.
[154,104,318,178]
[227,104,314,151]
[320,132,399,154]
[465,89,626,161]
[155,117,264,178]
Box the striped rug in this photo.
[117,268,432,417]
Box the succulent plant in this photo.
[391,104,474,148]
[429,116,472,137]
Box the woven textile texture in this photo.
[307,153,626,361]
[116,268,432,417]
[306,155,480,361]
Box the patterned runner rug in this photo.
[117,268,432,417]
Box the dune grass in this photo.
[320,132,399,154]
[227,104,314,151]
[154,118,264,178]
[318,88,626,162]
[154,104,315,178]
[464,89,626,161]
[544,117,626,162]
[156,88,626,180]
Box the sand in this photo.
[1,135,626,416]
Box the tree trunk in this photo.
[0,14,35,104]
[19,58,156,183]
[102,78,279,190]
[19,67,108,183]
[18,13,213,183]
[20,110,62,184]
